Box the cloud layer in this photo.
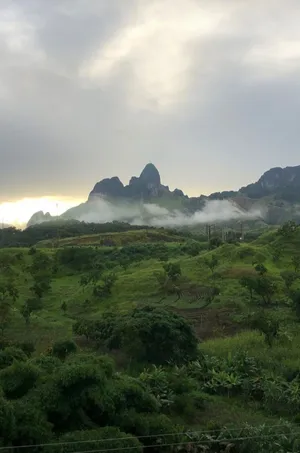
[1,0,300,202]
[73,198,264,228]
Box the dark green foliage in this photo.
[52,340,77,360]
[254,263,268,275]
[30,355,62,374]
[61,301,67,314]
[240,273,277,306]
[139,364,204,419]
[247,311,281,347]
[30,272,52,299]
[82,305,198,365]
[51,427,142,453]
[105,374,159,416]
[203,255,219,274]
[11,400,53,449]
[271,243,284,262]
[66,353,115,378]
[292,255,300,273]
[0,347,27,370]
[291,291,300,319]
[74,306,198,365]
[39,361,107,431]
[0,361,40,399]
[116,412,181,453]
[18,341,35,357]
[29,251,52,274]
[0,396,15,443]
[209,236,223,249]
[181,239,203,256]
[281,270,298,294]
[277,221,298,237]
[92,272,118,299]
[20,298,43,325]
[0,221,163,248]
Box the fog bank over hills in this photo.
[27,163,300,228]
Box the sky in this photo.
[1,0,300,224]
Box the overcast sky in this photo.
[1,0,300,203]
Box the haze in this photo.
[1,0,300,225]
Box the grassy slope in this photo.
[36,229,185,247]
[2,228,300,426]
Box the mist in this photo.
[73,198,265,227]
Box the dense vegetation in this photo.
[1,220,300,452]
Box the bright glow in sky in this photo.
[0,197,84,227]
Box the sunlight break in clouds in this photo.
[79,0,225,110]
[0,197,83,227]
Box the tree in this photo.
[52,339,77,360]
[0,347,27,370]
[240,274,277,306]
[271,244,283,263]
[292,255,300,273]
[291,291,300,319]
[29,251,52,274]
[30,272,52,299]
[95,306,198,365]
[92,273,118,299]
[163,262,182,281]
[0,396,15,444]
[254,275,277,306]
[240,275,257,302]
[281,270,298,295]
[209,237,223,250]
[154,262,186,302]
[0,280,18,336]
[0,361,40,399]
[204,255,219,275]
[181,240,202,257]
[20,298,43,326]
[254,263,268,276]
[248,311,280,347]
[277,221,298,237]
[39,360,110,431]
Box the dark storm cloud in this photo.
[1,0,300,201]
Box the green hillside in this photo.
[1,222,300,451]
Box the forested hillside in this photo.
[1,220,300,452]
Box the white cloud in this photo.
[79,0,225,111]
[0,5,44,62]
[244,40,300,78]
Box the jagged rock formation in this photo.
[27,163,300,227]
[89,163,166,200]
[27,211,53,227]
[240,166,300,201]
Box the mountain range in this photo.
[28,163,300,227]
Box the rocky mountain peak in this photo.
[88,164,163,200]
[139,163,161,186]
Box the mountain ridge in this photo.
[27,163,300,227]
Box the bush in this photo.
[0,361,40,399]
[50,427,142,453]
[52,340,77,360]
[0,347,27,370]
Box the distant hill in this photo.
[27,163,300,227]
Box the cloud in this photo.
[1,0,300,204]
[72,198,264,227]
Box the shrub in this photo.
[52,340,77,360]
